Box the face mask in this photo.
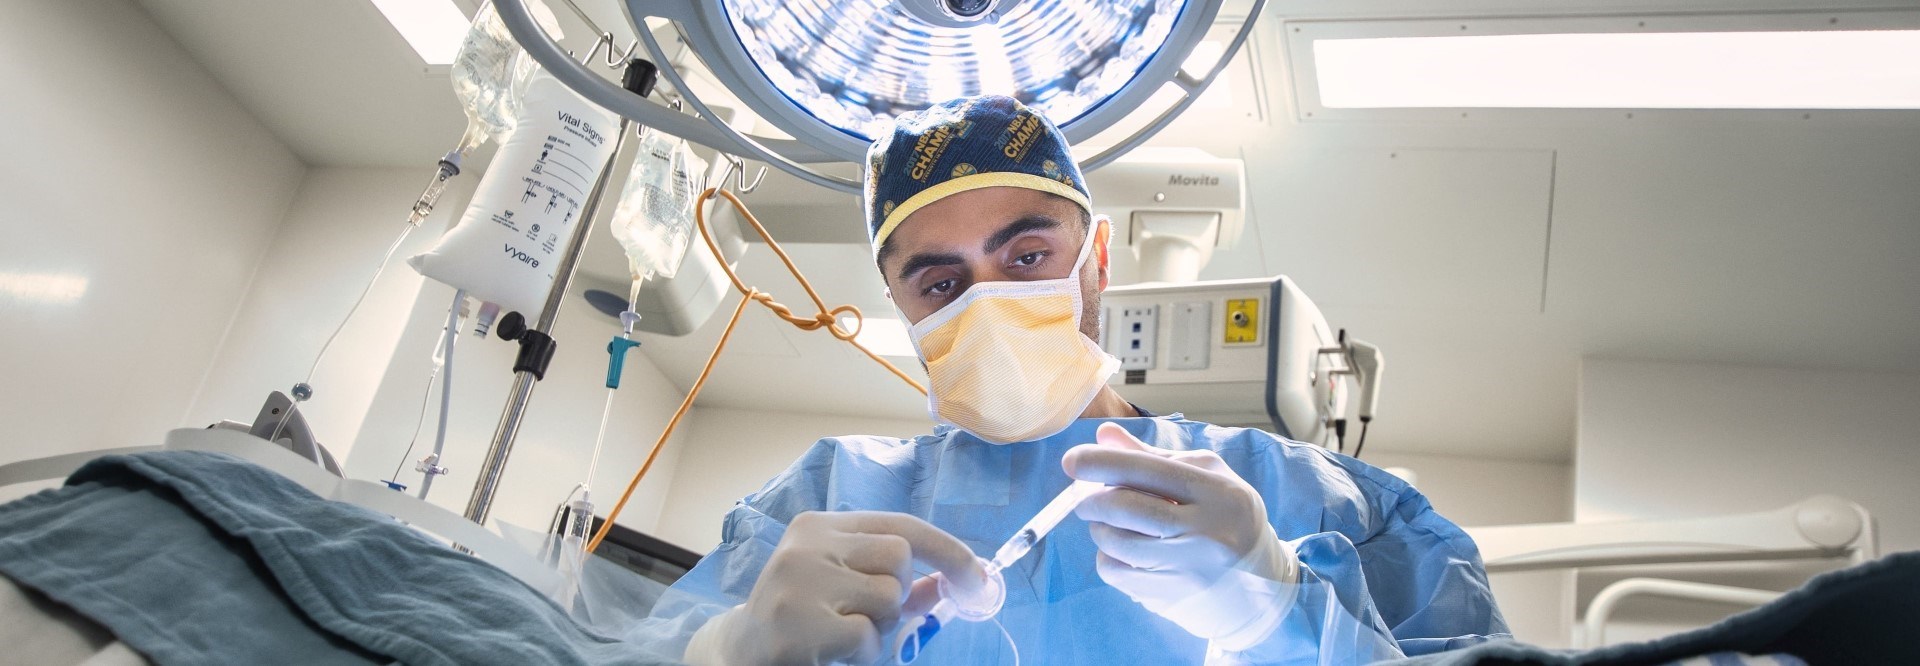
[907,218,1120,444]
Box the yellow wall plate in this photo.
[1225,298,1260,345]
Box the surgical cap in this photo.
[863,95,1092,252]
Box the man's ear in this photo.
[1093,214,1112,291]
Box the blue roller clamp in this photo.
[606,336,641,388]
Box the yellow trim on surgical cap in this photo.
[871,172,1093,251]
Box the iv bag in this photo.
[450,0,563,144]
[610,131,708,279]
[409,69,622,316]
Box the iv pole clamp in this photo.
[463,58,661,525]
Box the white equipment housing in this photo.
[1087,148,1246,284]
[1099,276,1352,446]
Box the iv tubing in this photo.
[388,292,460,485]
[583,387,617,490]
[305,218,415,387]
[586,188,927,553]
[418,289,465,500]
[265,223,416,445]
[578,272,644,505]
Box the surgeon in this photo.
[632,96,1508,665]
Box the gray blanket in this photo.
[0,450,673,666]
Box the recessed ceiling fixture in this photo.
[0,273,88,305]
[1313,30,1920,109]
[368,0,470,65]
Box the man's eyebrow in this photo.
[896,252,966,283]
[983,216,1062,255]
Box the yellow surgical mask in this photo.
[907,218,1120,444]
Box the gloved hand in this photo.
[683,511,987,666]
[1064,423,1300,652]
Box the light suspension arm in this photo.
[1081,1,1264,172]
[492,0,843,167]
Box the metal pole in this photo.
[462,122,633,526]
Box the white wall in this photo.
[651,408,933,552]
[185,168,476,462]
[344,279,697,535]
[1364,452,1571,528]
[1573,358,1920,642]
[0,0,304,473]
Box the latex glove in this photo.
[684,511,988,666]
[1064,423,1300,652]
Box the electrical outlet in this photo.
[1112,305,1159,370]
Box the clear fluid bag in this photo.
[610,131,709,280]
[409,69,623,315]
[449,0,564,150]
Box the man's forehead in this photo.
[897,189,1078,237]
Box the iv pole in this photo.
[462,57,659,526]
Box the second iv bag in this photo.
[450,0,551,146]
[611,131,708,279]
[447,0,564,155]
[409,69,622,316]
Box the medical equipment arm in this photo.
[1468,495,1876,573]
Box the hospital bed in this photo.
[0,428,568,593]
[0,428,691,666]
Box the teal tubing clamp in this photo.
[606,335,641,388]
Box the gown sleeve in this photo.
[1216,429,1512,662]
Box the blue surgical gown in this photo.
[630,413,1509,664]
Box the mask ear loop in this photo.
[1067,214,1110,329]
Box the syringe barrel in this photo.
[988,480,1105,572]
[1018,480,1105,544]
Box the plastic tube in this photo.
[987,480,1105,574]
[417,290,464,499]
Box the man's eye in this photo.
[925,279,959,297]
[1014,251,1046,267]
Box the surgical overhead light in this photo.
[488,0,1262,193]
[719,0,1184,140]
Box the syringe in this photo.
[894,480,1106,664]
[986,480,1106,574]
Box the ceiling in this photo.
[136,0,1920,462]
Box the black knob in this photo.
[496,311,528,341]
[623,59,659,97]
